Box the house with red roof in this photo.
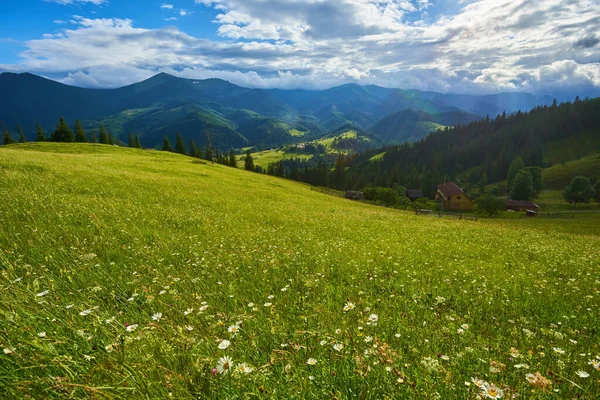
[435,182,474,211]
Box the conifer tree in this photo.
[108,132,114,145]
[128,133,134,148]
[74,120,87,142]
[175,133,186,155]
[244,150,255,171]
[35,124,46,141]
[18,125,26,143]
[204,145,213,163]
[162,135,173,152]
[189,139,199,158]
[91,132,98,143]
[51,117,75,142]
[3,126,13,145]
[229,150,237,167]
[135,135,142,149]
[99,125,109,144]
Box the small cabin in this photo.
[506,200,540,212]
[345,190,364,200]
[435,182,473,211]
[406,189,424,202]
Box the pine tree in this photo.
[162,135,173,152]
[18,125,26,143]
[99,125,109,144]
[204,146,213,163]
[51,117,75,142]
[228,150,237,167]
[3,126,13,145]
[74,120,87,142]
[175,133,186,155]
[128,133,134,148]
[35,124,46,141]
[244,150,255,171]
[189,139,199,158]
[135,135,142,149]
[108,132,114,146]
[91,132,98,144]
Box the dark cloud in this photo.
[574,34,600,49]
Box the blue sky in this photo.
[0,0,599,98]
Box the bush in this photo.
[475,194,504,216]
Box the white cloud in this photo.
[45,0,108,5]
[179,9,193,16]
[4,0,600,96]
[161,4,173,9]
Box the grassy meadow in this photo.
[1,143,600,399]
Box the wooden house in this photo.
[406,189,424,202]
[435,182,473,211]
[506,200,540,212]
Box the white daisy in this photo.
[38,332,46,338]
[152,312,162,321]
[227,324,240,335]
[368,314,378,323]
[307,358,317,365]
[333,343,344,351]
[218,340,231,350]
[216,356,233,374]
[343,302,355,312]
[575,371,590,378]
[126,324,138,332]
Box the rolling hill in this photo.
[0,72,552,150]
[0,142,598,398]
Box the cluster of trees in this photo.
[563,176,598,207]
[161,133,238,168]
[506,157,543,201]
[2,117,144,148]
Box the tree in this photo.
[128,133,134,148]
[522,166,543,197]
[108,132,114,146]
[510,169,534,201]
[175,133,186,155]
[35,124,46,141]
[244,150,255,171]
[3,125,13,145]
[17,125,26,143]
[51,117,75,142]
[189,139,199,158]
[563,176,595,207]
[74,120,87,142]
[475,194,504,216]
[135,135,142,149]
[162,135,173,152]
[99,125,109,144]
[228,150,237,167]
[507,157,525,187]
[91,132,98,144]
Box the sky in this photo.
[0,0,599,99]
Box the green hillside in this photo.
[1,143,599,398]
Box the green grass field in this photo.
[543,154,600,190]
[1,143,599,399]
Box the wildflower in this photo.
[3,348,14,354]
[461,324,469,330]
[236,363,254,374]
[105,317,115,324]
[228,324,240,335]
[441,355,450,361]
[335,329,342,335]
[575,371,589,378]
[525,372,552,389]
[126,324,138,332]
[184,308,193,315]
[553,347,565,354]
[421,357,440,372]
[80,309,93,316]
[368,314,378,323]
[481,382,504,399]
[186,325,194,331]
[457,328,464,334]
[343,302,356,312]
[65,304,74,309]
[319,340,327,346]
[38,332,46,338]
[83,355,95,361]
[589,360,600,370]
[152,312,162,322]
[514,364,529,369]
[216,356,233,374]
[364,336,373,343]
[267,295,275,299]
[247,302,254,307]
[218,340,231,350]
[36,290,49,297]
[471,377,486,388]
[385,366,392,372]
[264,302,272,307]
[395,333,401,338]
[333,343,344,351]
[307,358,317,365]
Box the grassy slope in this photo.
[1,143,599,399]
[543,154,600,189]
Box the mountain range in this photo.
[0,72,553,150]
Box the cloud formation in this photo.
[7,0,600,97]
[45,0,107,5]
